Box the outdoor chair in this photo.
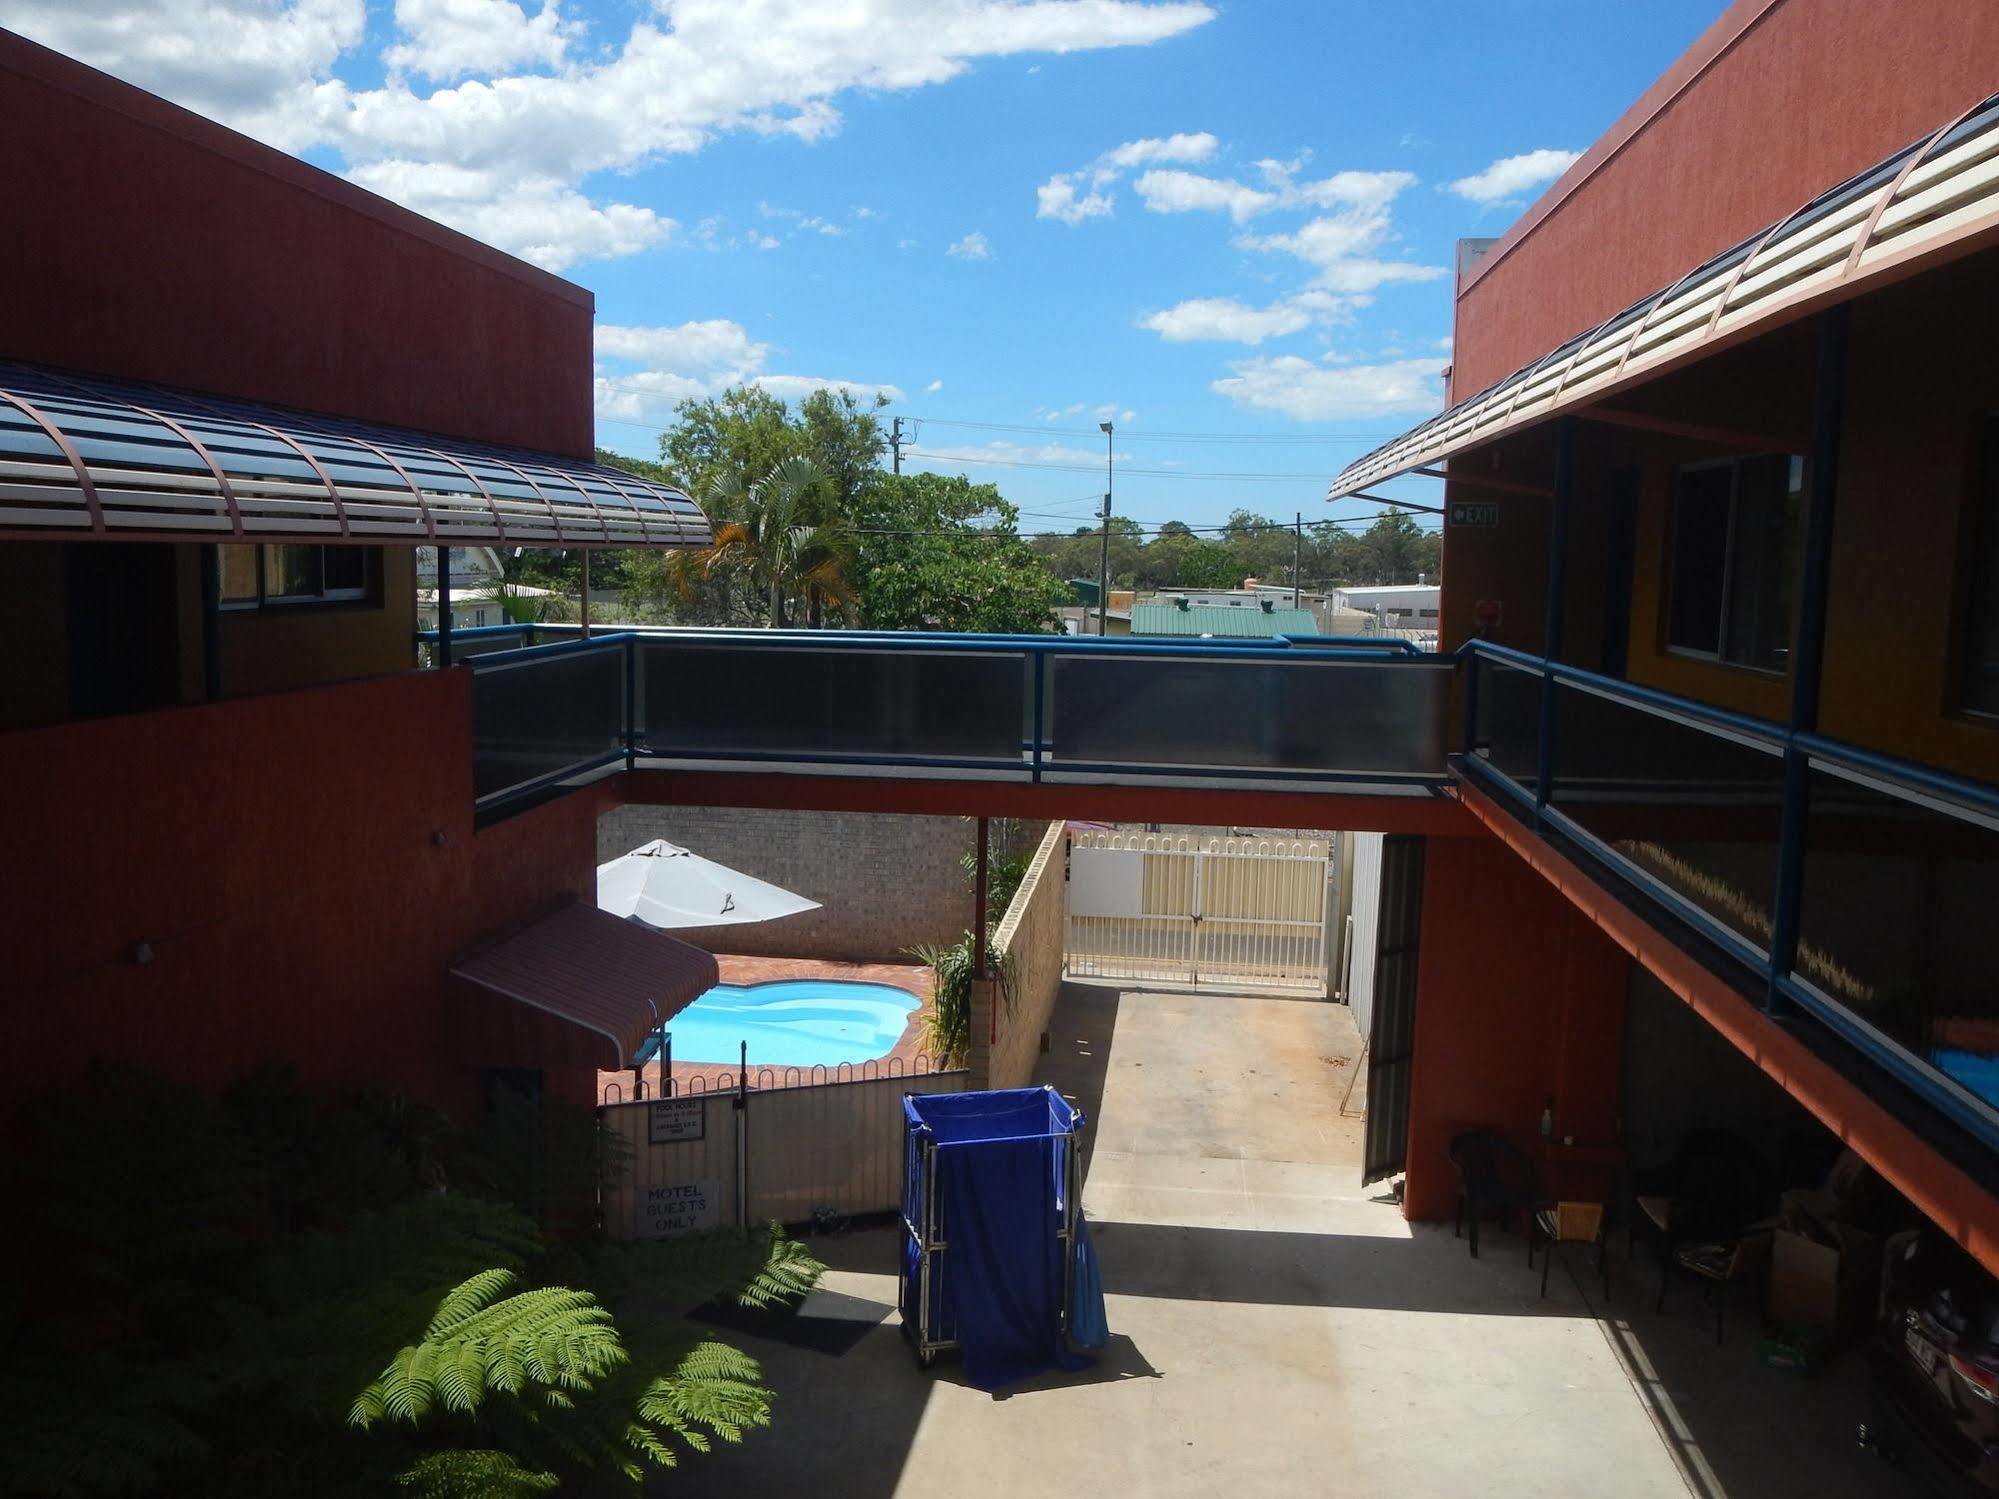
[1531,1200,1610,1301]
[1628,1128,1765,1305]
[1665,1231,1771,1343]
[1448,1130,1539,1261]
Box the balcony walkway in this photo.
[656,982,1903,1498]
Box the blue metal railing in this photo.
[1459,638,1999,1152]
[444,626,1457,817]
[434,621,1999,1154]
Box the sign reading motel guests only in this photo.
[636,1181,720,1237]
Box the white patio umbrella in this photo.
[595,839,821,930]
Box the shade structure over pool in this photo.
[449,900,720,1070]
[596,839,821,930]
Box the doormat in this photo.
[691,1287,889,1357]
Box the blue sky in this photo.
[10,0,1721,534]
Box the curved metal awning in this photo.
[1329,90,1999,500]
[0,361,709,548]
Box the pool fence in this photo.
[601,1057,968,1238]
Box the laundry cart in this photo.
[899,1086,1090,1390]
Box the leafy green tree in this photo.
[853,472,1065,632]
[677,455,856,628]
[0,1066,823,1499]
[661,386,885,517]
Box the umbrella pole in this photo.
[973,816,990,980]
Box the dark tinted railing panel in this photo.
[1547,677,1785,956]
[470,642,626,800]
[636,640,1027,765]
[1048,655,1449,777]
[1469,654,1543,793]
[1797,761,1999,1111]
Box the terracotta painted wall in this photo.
[1451,0,1999,397]
[0,668,602,1121]
[217,549,418,700]
[1402,833,1631,1221]
[0,32,594,456]
[1445,255,1999,780]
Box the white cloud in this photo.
[0,0,365,151]
[1100,131,1217,170]
[11,0,1215,271]
[594,319,902,427]
[1133,169,1274,223]
[750,231,781,250]
[1211,355,1445,421]
[1036,130,1218,223]
[947,231,991,260]
[383,0,575,83]
[1448,148,1581,205]
[1036,173,1115,225]
[924,378,945,393]
[596,320,770,375]
[1131,162,1414,224]
[754,375,905,404]
[1137,296,1311,344]
[915,438,1120,470]
[344,161,671,270]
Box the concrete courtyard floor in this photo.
[659,982,1918,1498]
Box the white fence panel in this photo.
[603,1092,740,1241]
[1065,830,1333,993]
[601,1069,971,1239]
[1346,831,1384,1036]
[745,1069,968,1222]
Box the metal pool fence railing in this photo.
[600,1063,969,1238]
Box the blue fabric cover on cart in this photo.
[906,1088,1092,1391]
[1068,1214,1108,1350]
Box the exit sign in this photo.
[1449,501,1500,527]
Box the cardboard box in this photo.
[1768,1228,1839,1329]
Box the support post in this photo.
[1534,418,1575,815]
[973,816,990,980]
[436,543,453,667]
[1767,306,1847,1014]
[580,551,592,639]
[199,544,223,701]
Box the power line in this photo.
[904,449,1346,483]
[902,415,1409,443]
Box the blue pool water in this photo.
[637,979,920,1069]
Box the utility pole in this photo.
[1293,512,1302,607]
[1096,418,1114,636]
[889,415,904,475]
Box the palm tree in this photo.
[675,455,856,628]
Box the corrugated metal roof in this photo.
[1130,603,1320,638]
[450,901,719,1069]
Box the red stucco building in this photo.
[3,0,1998,1301]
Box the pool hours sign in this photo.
[636,1181,720,1237]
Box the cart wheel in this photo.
[916,1348,936,1370]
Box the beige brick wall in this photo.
[596,805,983,963]
[975,821,1069,1090]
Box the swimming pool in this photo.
[637,979,921,1069]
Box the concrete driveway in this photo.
[659,982,1914,1498]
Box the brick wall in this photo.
[595,805,985,963]
[974,821,1070,1090]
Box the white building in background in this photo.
[1329,584,1441,625]
[413,546,560,631]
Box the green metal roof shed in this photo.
[1129,603,1319,639]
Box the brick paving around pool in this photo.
[596,953,941,1103]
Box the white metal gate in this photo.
[1065,831,1333,993]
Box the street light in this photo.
[1096,419,1114,637]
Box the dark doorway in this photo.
[1362,834,1426,1184]
[64,542,184,719]
[1600,467,1640,677]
